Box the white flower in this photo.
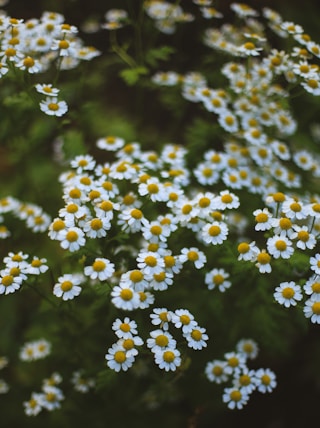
[184,326,208,350]
[84,258,115,281]
[254,368,277,393]
[147,329,177,353]
[205,360,229,383]
[23,393,43,416]
[150,307,172,331]
[303,297,320,324]
[310,254,320,275]
[201,221,229,245]
[222,386,249,409]
[112,317,138,339]
[179,247,207,269]
[267,234,294,259]
[111,284,140,310]
[53,273,84,300]
[205,268,231,292]
[273,281,302,307]
[40,97,68,117]
[59,227,86,252]
[105,343,135,372]
[154,348,181,371]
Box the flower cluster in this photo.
[238,192,320,323]
[0,251,48,295]
[0,196,51,237]
[205,338,276,409]
[0,11,100,116]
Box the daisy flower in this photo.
[27,257,49,275]
[150,307,172,331]
[214,190,240,210]
[233,368,258,395]
[117,208,149,233]
[205,268,231,292]
[117,335,144,358]
[237,241,259,261]
[137,290,155,309]
[0,271,23,295]
[136,251,165,276]
[147,329,177,353]
[105,343,135,372]
[267,234,294,259]
[310,254,320,275]
[53,273,84,301]
[255,250,272,273]
[119,269,151,292]
[291,225,316,250]
[273,281,303,307]
[224,351,247,376]
[303,276,320,298]
[303,297,320,324]
[154,348,181,372]
[59,227,86,252]
[179,247,207,269]
[254,368,277,393]
[83,217,111,239]
[35,83,60,97]
[236,338,259,360]
[184,326,209,350]
[111,283,140,310]
[222,386,249,410]
[84,258,115,281]
[253,208,274,231]
[218,110,239,133]
[23,393,43,416]
[39,97,68,117]
[205,360,229,383]
[171,309,198,334]
[112,317,138,339]
[201,221,229,245]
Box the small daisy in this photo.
[282,197,308,220]
[303,276,320,298]
[184,326,208,350]
[255,250,272,273]
[117,208,149,233]
[224,351,247,376]
[233,367,258,395]
[303,297,320,324]
[150,308,172,331]
[310,254,320,275]
[111,283,140,310]
[117,335,144,358]
[71,370,95,393]
[267,234,294,259]
[35,83,60,97]
[222,386,249,410]
[205,268,231,292]
[171,309,198,334]
[154,347,181,372]
[236,338,259,360]
[39,97,68,117]
[254,368,277,393]
[27,257,49,275]
[147,329,177,353]
[53,273,83,301]
[179,247,207,269]
[119,269,151,292]
[0,271,23,295]
[291,225,316,250]
[137,290,155,309]
[23,393,43,416]
[237,241,259,261]
[83,217,111,239]
[59,227,86,252]
[136,251,165,276]
[205,360,229,383]
[201,221,229,245]
[274,281,303,308]
[105,343,135,372]
[112,317,138,339]
[84,258,115,281]
[218,110,239,133]
[214,190,240,210]
[253,208,274,231]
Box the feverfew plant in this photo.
[1,1,320,426]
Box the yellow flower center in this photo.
[120,289,133,301]
[2,275,13,287]
[312,302,320,315]
[93,260,106,272]
[61,281,73,292]
[66,231,78,242]
[230,390,242,402]
[187,251,199,261]
[90,219,102,230]
[122,339,134,350]
[199,197,211,208]
[209,225,221,236]
[238,242,250,254]
[311,282,320,293]
[155,335,169,347]
[131,209,143,219]
[59,39,70,50]
[144,256,157,267]
[212,365,223,376]
[147,183,159,194]
[68,188,81,199]
[163,350,175,363]
[191,329,202,341]
[48,103,59,111]
[255,213,268,223]
[150,225,162,235]
[52,219,65,231]
[281,287,294,299]
[275,240,287,251]
[213,274,224,285]
[129,270,143,283]
[114,351,126,363]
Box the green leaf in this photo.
[119,66,148,86]
[146,45,175,67]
